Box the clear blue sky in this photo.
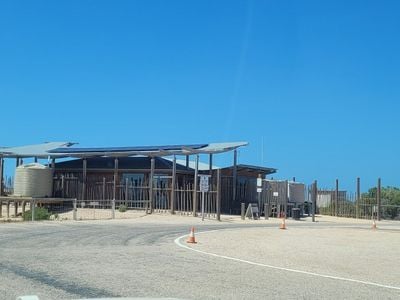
[1,0,399,192]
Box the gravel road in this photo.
[0,215,399,300]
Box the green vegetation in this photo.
[23,207,51,221]
[118,204,127,213]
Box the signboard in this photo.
[89,201,99,206]
[257,188,263,193]
[245,203,260,220]
[199,175,210,192]
[273,192,279,197]
[257,178,262,187]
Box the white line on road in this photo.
[174,229,400,291]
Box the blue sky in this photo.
[0,0,399,192]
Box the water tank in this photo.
[13,163,53,197]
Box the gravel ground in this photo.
[0,215,399,300]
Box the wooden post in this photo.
[0,157,3,196]
[61,175,65,198]
[193,154,199,216]
[335,179,339,217]
[232,150,238,205]
[356,177,360,219]
[114,158,119,200]
[14,201,18,217]
[125,177,129,206]
[216,168,221,221]
[312,180,317,222]
[284,180,288,217]
[170,155,176,214]
[149,157,155,213]
[82,158,87,200]
[185,155,189,169]
[241,202,245,220]
[377,178,381,221]
[102,177,106,200]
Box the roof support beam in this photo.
[232,149,237,205]
[193,154,199,217]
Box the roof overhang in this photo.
[0,142,249,158]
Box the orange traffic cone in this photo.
[279,217,286,230]
[187,227,197,243]
[372,219,377,230]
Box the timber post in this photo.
[216,168,221,221]
[193,154,199,217]
[170,155,176,214]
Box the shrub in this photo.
[118,204,127,213]
[23,207,51,221]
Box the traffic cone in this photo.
[372,219,377,230]
[187,227,197,243]
[279,217,287,230]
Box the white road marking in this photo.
[174,229,400,291]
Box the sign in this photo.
[89,201,99,206]
[273,192,279,197]
[257,188,263,193]
[257,178,262,187]
[245,203,260,220]
[199,175,210,192]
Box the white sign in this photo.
[257,178,262,187]
[89,201,99,206]
[257,188,262,193]
[273,192,279,197]
[199,175,210,192]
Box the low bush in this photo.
[118,204,127,213]
[23,207,51,221]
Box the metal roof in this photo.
[0,142,248,158]
[0,142,75,158]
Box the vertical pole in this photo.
[113,175,116,202]
[216,168,221,221]
[31,199,35,221]
[185,155,189,169]
[232,150,238,205]
[22,201,26,215]
[82,158,87,200]
[241,202,245,220]
[356,177,360,219]
[201,191,205,221]
[16,157,20,167]
[149,157,155,213]
[34,157,38,163]
[14,201,18,217]
[6,201,10,218]
[114,158,119,200]
[125,177,129,206]
[0,157,3,196]
[0,200,2,218]
[170,155,176,214]
[193,154,199,217]
[312,180,317,222]
[51,158,55,171]
[209,154,213,177]
[335,179,339,217]
[292,177,296,182]
[102,177,106,200]
[284,180,288,218]
[61,175,65,198]
[73,198,77,221]
[377,178,381,221]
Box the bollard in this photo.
[241,203,245,220]
[73,199,77,221]
[264,203,269,220]
[112,199,116,219]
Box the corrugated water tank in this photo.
[13,163,53,197]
